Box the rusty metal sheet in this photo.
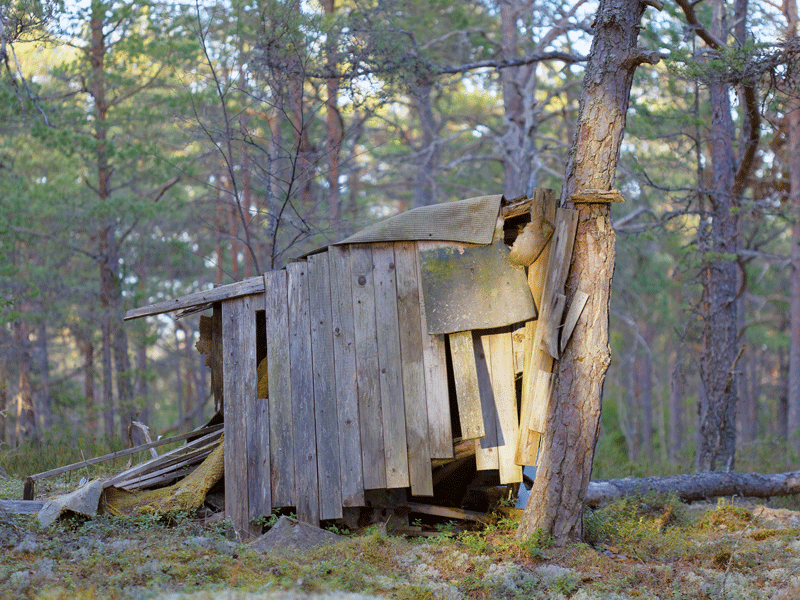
[418,241,537,334]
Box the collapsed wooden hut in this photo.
[125,189,585,538]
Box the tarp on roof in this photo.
[332,194,503,247]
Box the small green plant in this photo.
[516,527,554,559]
[551,573,580,595]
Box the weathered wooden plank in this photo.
[488,329,523,484]
[350,245,387,490]
[560,290,590,354]
[328,245,364,507]
[542,209,579,358]
[372,244,410,489]
[212,305,223,414]
[448,331,485,441]
[24,424,223,491]
[474,331,499,471]
[416,241,453,459]
[529,369,554,434]
[308,253,343,520]
[512,323,526,375]
[515,190,562,466]
[394,241,433,497]
[1,500,45,514]
[264,270,295,508]
[247,396,271,522]
[125,277,266,321]
[287,261,319,526]
[547,293,568,358]
[222,296,260,539]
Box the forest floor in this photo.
[2,474,800,600]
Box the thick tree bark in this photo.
[586,470,800,507]
[517,0,660,544]
[499,0,537,198]
[410,79,440,208]
[696,0,741,473]
[14,320,37,444]
[785,0,800,451]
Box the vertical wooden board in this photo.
[287,262,319,526]
[512,323,526,376]
[448,331,485,441]
[264,270,295,507]
[211,304,223,414]
[307,253,343,520]
[517,190,561,465]
[488,330,523,484]
[372,244,410,489]
[416,241,453,459]
[247,397,271,521]
[328,246,364,507]
[541,208,579,359]
[474,331,499,471]
[222,297,259,538]
[394,242,433,497]
[350,245,387,490]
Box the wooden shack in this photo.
[125,189,585,538]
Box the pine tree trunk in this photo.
[14,320,37,444]
[786,0,800,452]
[517,0,660,543]
[410,79,439,208]
[696,0,740,472]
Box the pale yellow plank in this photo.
[449,331,486,440]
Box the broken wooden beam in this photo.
[23,424,223,500]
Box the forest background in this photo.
[1,0,799,484]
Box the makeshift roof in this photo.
[332,194,503,247]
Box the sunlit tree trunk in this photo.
[517,0,660,543]
[14,320,37,444]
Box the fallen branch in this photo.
[585,470,800,507]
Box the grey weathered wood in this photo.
[307,253,343,520]
[0,500,45,514]
[287,262,319,526]
[474,331,499,471]
[487,329,522,484]
[23,424,223,488]
[248,395,271,522]
[125,277,266,321]
[541,209,579,358]
[394,242,434,497]
[249,287,270,522]
[416,241,453,459]
[328,246,365,507]
[372,244,410,489]
[212,305,223,413]
[103,429,223,488]
[560,290,590,354]
[222,296,260,538]
[264,270,295,508]
[448,331,486,441]
[350,245,387,490]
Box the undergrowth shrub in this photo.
[584,492,691,561]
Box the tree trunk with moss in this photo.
[516,0,661,544]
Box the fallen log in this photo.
[585,470,800,507]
